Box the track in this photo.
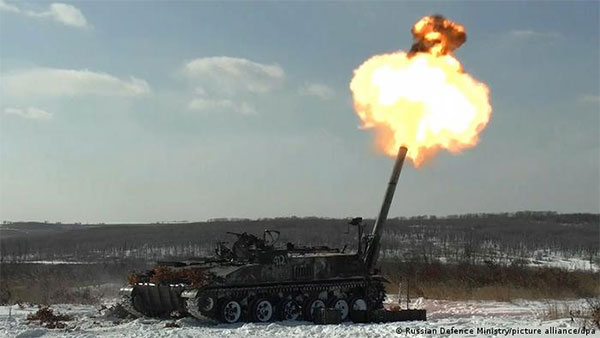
[120,278,386,323]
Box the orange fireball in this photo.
[350,15,491,167]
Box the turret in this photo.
[362,146,408,272]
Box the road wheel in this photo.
[250,298,274,322]
[220,299,242,323]
[329,297,350,321]
[279,299,301,321]
[303,298,325,321]
[350,297,368,312]
[198,295,215,313]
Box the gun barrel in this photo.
[363,146,408,271]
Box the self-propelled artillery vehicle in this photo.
[119,146,408,323]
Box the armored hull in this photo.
[120,242,387,322]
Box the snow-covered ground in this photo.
[7,252,599,272]
[526,256,598,272]
[17,261,94,265]
[1,297,596,338]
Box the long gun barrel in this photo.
[363,146,408,272]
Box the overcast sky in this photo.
[1,1,598,223]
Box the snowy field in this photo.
[7,252,599,271]
[1,297,596,338]
[526,256,598,272]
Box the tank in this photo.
[119,146,408,323]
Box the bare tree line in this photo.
[1,212,598,265]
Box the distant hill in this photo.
[1,212,598,267]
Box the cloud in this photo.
[183,56,284,115]
[507,30,561,40]
[3,107,53,120]
[183,56,284,95]
[188,98,256,115]
[0,0,19,12]
[2,68,150,98]
[0,1,89,29]
[42,3,89,28]
[299,83,335,100]
[579,94,600,103]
